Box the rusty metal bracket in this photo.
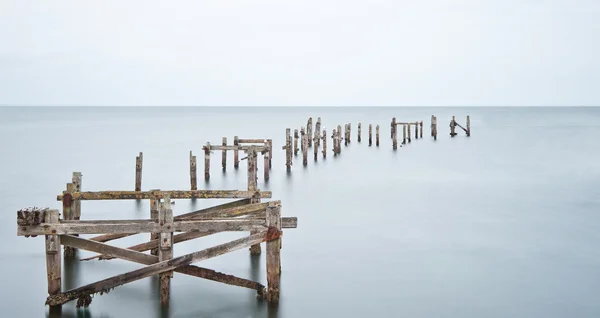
[266,226,282,241]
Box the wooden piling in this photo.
[315,117,321,148]
[431,115,437,140]
[293,129,299,156]
[344,124,348,146]
[268,139,273,169]
[247,147,261,255]
[190,151,197,190]
[307,117,313,147]
[234,136,239,169]
[415,122,419,139]
[266,205,281,303]
[358,123,361,142]
[264,141,270,181]
[313,131,318,161]
[322,129,327,158]
[72,173,82,221]
[376,125,380,147]
[348,123,351,143]
[391,117,396,139]
[204,143,210,180]
[159,196,174,305]
[302,133,308,166]
[420,121,423,138]
[300,128,305,154]
[450,116,457,137]
[150,190,160,256]
[222,137,227,171]
[392,124,398,150]
[135,152,143,191]
[466,116,471,137]
[63,183,76,257]
[44,209,61,310]
[285,129,292,171]
[407,124,411,143]
[369,124,372,146]
[337,125,342,152]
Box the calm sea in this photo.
[0,106,599,318]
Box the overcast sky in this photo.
[0,0,598,106]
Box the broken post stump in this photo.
[322,129,327,158]
[190,151,197,190]
[302,133,308,166]
[376,125,380,147]
[234,136,239,169]
[204,143,211,180]
[45,209,61,310]
[135,152,143,191]
[266,205,281,303]
[293,129,299,156]
[358,123,361,142]
[285,129,292,171]
[307,117,313,147]
[369,124,372,146]
[222,137,227,171]
[467,115,471,136]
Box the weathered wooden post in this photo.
[247,147,261,255]
[466,116,471,136]
[315,117,321,148]
[264,141,270,181]
[190,151,197,190]
[407,124,412,143]
[337,125,342,152]
[300,127,305,154]
[63,183,76,257]
[415,122,419,139]
[391,117,396,139]
[348,123,351,143]
[285,129,292,171]
[149,190,160,256]
[313,131,319,161]
[344,124,348,146]
[293,129,299,156]
[135,152,143,191]
[307,117,313,147]
[302,133,308,166]
[204,143,210,180]
[322,129,327,158]
[376,125,380,146]
[450,116,457,137]
[431,115,437,140]
[267,139,273,169]
[222,137,227,171]
[392,124,398,150]
[44,209,61,311]
[266,205,282,303]
[72,172,82,221]
[159,195,174,305]
[369,124,372,146]
[358,123,361,142]
[420,121,423,138]
[331,129,337,155]
[234,136,240,169]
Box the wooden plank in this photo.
[45,209,61,310]
[19,219,268,236]
[237,139,267,144]
[266,205,281,302]
[62,235,267,297]
[57,190,271,201]
[46,231,269,307]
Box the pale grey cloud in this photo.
[0,0,599,106]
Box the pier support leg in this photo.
[322,129,327,158]
[302,133,308,166]
[135,152,143,191]
[369,124,372,146]
[358,123,361,142]
[392,124,398,150]
[247,148,261,255]
[222,137,227,171]
[45,209,61,311]
[415,122,419,139]
[158,196,173,306]
[285,129,292,171]
[313,131,318,161]
[315,117,321,148]
[204,144,210,180]
[293,129,299,156]
[307,118,313,147]
[391,117,396,139]
[264,142,270,181]
[150,191,160,256]
[190,152,197,190]
[420,121,423,138]
[268,139,273,169]
[466,116,471,137]
[63,183,76,257]
[266,205,281,303]
[450,116,457,137]
[403,124,407,144]
[376,125,380,147]
[407,124,411,143]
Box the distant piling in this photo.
[358,123,361,142]
[135,152,143,191]
[376,125,380,147]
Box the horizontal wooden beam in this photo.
[394,122,419,125]
[205,145,268,151]
[237,139,267,144]
[86,198,252,243]
[19,217,297,236]
[61,235,266,297]
[56,190,271,201]
[46,231,269,307]
[19,219,267,236]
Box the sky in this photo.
[0,0,599,106]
